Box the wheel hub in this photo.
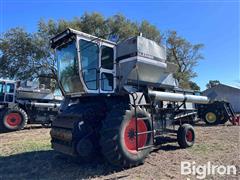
[124,117,148,154]
[186,130,193,142]
[205,112,217,123]
[127,128,135,140]
[5,113,22,127]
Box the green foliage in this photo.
[0,28,50,80]
[206,80,220,89]
[189,81,200,91]
[166,31,204,90]
[80,12,107,38]
[139,20,162,44]
[106,14,139,42]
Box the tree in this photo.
[189,81,200,91]
[206,80,220,89]
[139,20,161,44]
[166,31,204,89]
[0,28,50,80]
[80,12,107,38]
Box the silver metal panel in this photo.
[149,90,209,104]
[116,36,178,89]
[117,36,166,62]
[118,56,178,88]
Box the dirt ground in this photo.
[0,123,239,180]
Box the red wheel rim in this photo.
[5,113,22,127]
[124,117,148,154]
[186,130,193,142]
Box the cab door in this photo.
[0,82,15,103]
[4,83,16,102]
[0,82,4,102]
[99,43,115,93]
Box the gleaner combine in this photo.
[0,78,62,132]
[49,28,238,168]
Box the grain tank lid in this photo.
[116,36,166,62]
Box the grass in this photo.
[0,130,51,156]
[7,139,51,155]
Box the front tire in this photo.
[1,107,28,132]
[177,124,195,148]
[100,105,152,168]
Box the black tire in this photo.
[0,109,6,132]
[219,115,229,124]
[100,105,152,168]
[0,107,28,132]
[203,111,220,125]
[177,124,195,148]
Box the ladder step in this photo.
[137,130,154,135]
[137,117,151,120]
[134,103,151,106]
[138,145,154,151]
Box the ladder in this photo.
[132,102,155,151]
[223,102,236,119]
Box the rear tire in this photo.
[203,111,220,125]
[1,107,28,132]
[219,115,229,124]
[177,124,195,148]
[100,105,152,168]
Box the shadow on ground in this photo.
[0,137,181,180]
[0,150,120,180]
[0,125,46,134]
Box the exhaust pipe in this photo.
[149,90,209,104]
[27,102,61,108]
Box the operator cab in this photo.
[51,28,116,96]
[0,80,16,103]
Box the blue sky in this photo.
[0,0,239,90]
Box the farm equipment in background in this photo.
[49,28,215,168]
[0,77,63,132]
[197,101,238,125]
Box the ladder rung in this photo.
[137,130,153,135]
[134,103,151,106]
[137,117,150,120]
[138,145,154,151]
[154,134,163,138]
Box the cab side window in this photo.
[101,46,113,70]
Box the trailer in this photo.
[0,78,63,132]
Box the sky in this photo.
[0,0,239,90]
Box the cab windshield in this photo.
[57,40,83,93]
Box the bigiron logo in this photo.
[181,161,237,179]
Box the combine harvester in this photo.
[49,28,238,168]
[0,78,63,132]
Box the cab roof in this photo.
[50,28,116,49]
